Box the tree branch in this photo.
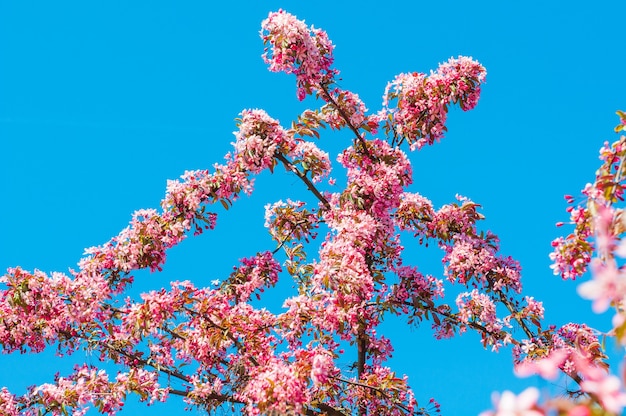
[275,153,331,210]
[318,83,370,157]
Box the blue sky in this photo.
[1,1,626,415]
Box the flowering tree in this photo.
[0,9,623,416]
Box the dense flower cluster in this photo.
[0,366,165,416]
[261,10,338,100]
[383,56,486,150]
[291,141,331,183]
[233,109,296,174]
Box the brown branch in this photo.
[304,403,349,416]
[275,153,331,210]
[396,295,592,395]
[332,376,416,415]
[494,288,536,340]
[320,84,369,156]
[60,329,191,383]
[271,219,311,255]
[318,84,370,158]
[356,324,367,416]
[167,388,244,405]
[392,298,518,346]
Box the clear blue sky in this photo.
[1,1,626,415]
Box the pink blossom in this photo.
[456,289,503,340]
[567,405,591,416]
[0,388,19,416]
[521,297,545,320]
[240,359,309,414]
[310,351,335,386]
[549,235,592,280]
[224,252,282,301]
[480,388,543,416]
[515,349,569,380]
[580,375,626,414]
[578,258,625,313]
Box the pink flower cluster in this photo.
[354,366,419,414]
[549,201,593,280]
[383,56,486,150]
[235,347,340,415]
[309,350,335,386]
[0,267,111,354]
[444,234,522,292]
[395,193,484,242]
[261,10,338,100]
[264,199,319,244]
[240,359,309,414]
[224,252,282,302]
[291,141,331,183]
[456,290,504,338]
[0,366,165,416]
[233,109,296,174]
[390,266,445,315]
[338,139,412,218]
[550,130,626,281]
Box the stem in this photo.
[168,388,244,405]
[60,329,191,383]
[275,153,331,209]
[356,323,367,416]
[318,83,371,158]
[393,299,518,346]
[271,219,313,255]
[494,288,535,340]
[357,332,367,416]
